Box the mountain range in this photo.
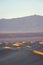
[0,15,43,33]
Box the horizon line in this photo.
[0,14,43,19]
[0,32,43,34]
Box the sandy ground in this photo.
[0,42,43,65]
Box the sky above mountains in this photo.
[0,0,43,18]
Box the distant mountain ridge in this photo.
[0,15,43,33]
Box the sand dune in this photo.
[0,42,43,65]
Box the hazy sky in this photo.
[0,0,43,18]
